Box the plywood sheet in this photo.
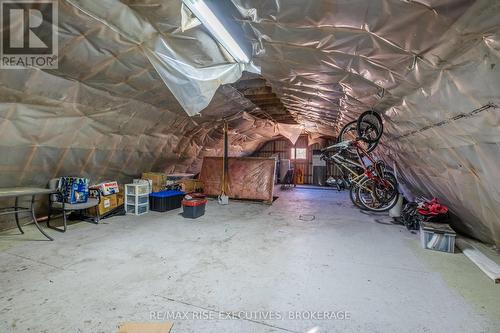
[199,157,276,202]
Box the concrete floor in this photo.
[1,188,499,333]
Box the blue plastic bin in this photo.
[149,190,185,212]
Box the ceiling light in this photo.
[183,0,250,63]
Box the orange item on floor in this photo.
[294,168,304,184]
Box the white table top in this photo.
[0,187,56,198]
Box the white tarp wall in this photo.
[230,0,500,246]
[0,0,499,246]
[0,0,308,230]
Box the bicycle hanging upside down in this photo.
[321,110,399,212]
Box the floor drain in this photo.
[299,214,315,221]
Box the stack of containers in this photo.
[125,183,150,215]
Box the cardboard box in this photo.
[90,181,119,197]
[97,181,119,195]
[89,186,100,199]
[115,184,124,206]
[179,179,204,193]
[142,172,166,192]
[151,185,163,193]
[88,194,118,216]
[117,192,124,206]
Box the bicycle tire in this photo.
[356,176,399,212]
[357,110,383,144]
[373,172,398,204]
[338,120,378,153]
[349,183,367,210]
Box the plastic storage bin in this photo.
[126,183,150,195]
[127,195,149,205]
[420,222,456,253]
[125,183,150,216]
[126,204,148,215]
[149,190,185,212]
[182,198,207,218]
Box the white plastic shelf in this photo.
[125,183,150,215]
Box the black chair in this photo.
[280,169,296,190]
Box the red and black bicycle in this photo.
[321,111,399,212]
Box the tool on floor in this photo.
[218,121,229,205]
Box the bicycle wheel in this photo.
[356,175,399,212]
[349,184,368,210]
[357,110,383,144]
[338,120,378,153]
[374,177,398,205]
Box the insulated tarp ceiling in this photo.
[0,0,499,246]
[0,0,315,230]
[229,0,500,246]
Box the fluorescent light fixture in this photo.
[183,0,250,63]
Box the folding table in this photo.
[0,187,57,241]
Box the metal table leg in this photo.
[46,196,67,232]
[14,196,24,234]
[30,195,53,241]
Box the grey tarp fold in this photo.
[1,0,499,246]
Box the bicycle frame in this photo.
[327,151,370,191]
[322,139,391,190]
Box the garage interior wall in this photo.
[252,135,340,184]
[0,0,499,247]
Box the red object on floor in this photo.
[189,193,207,199]
[182,198,208,219]
[418,198,448,215]
[181,198,208,207]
